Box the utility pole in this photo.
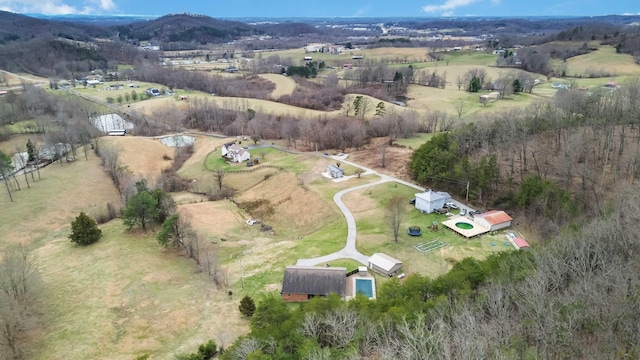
[466,181,470,203]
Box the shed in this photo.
[368,253,402,277]
[327,164,344,178]
[281,266,347,302]
[512,237,530,250]
[473,210,513,231]
[414,190,450,213]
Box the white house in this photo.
[327,164,344,178]
[221,143,250,163]
[473,210,513,231]
[414,190,451,213]
[368,253,402,277]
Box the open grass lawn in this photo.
[345,181,512,278]
[258,73,297,98]
[35,221,249,360]
[394,133,436,150]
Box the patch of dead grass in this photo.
[100,136,173,180]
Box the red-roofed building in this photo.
[512,237,530,250]
[473,210,513,231]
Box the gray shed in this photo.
[368,253,402,277]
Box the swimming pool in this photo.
[354,278,375,299]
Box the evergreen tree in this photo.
[69,212,102,246]
[122,191,159,230]
[239,295,256,317]
[26,139,36,163]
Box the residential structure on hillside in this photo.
[414,190,451,213]
[281,266,347,302]
[221,143,251,163]
[327,164,344,178]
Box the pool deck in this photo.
[442,216,490,238]
[346,271,376,300]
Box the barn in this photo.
[280,266,347,302]
[368,253,402,277]
[473,210,513,231]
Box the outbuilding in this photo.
[414,190,451,213]
[473,210,513,231]
[368,253,402,277]
[281,266,347,302]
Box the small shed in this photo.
[327,164,344,178]
[414,190,450,213]
[281,266,347,302]
[512,237,530,250]
[473,210,513,231]
[368,253,402,277]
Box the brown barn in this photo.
[280,266,347,302]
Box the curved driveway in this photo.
[296,155,425,266]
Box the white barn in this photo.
[368,253,402,277]
[414,190,451,213]
[327,164,344,178]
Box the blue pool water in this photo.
[355,278,374,298]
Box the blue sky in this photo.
[3,0,639,18]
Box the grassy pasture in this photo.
[346,181,511,278]
[564,45,640,77]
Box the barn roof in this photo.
[281,266,346,296]
[368,253,402,272]
[475,210,512,225]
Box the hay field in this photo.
[566,46,640,77]
[100,136,174,179]
[258,73,297,98]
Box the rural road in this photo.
[295,154,426,266]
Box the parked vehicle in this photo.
[444,202,458,209]
[460,208,467,216]
[435,208,447,215]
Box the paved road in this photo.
[296,154,426,266]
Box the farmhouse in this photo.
[221,143,251,163]
[473,210,513,231]
[327,164,344,178]
[368,253,402,277]
[414,190,451,213]
[281,266,347,302]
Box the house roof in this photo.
[327,164,343,172]
[415,190,447,202]
[281,266,346,296]
[475,210,513,225]
[368,253,402,272]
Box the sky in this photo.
[2,0,639,18]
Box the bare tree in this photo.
[0,247,42,359]
[454,99,465,119]
[213,167,225,191]
[386,195,407,242]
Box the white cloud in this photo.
[0,0,117,14]
[422,0,482,14]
